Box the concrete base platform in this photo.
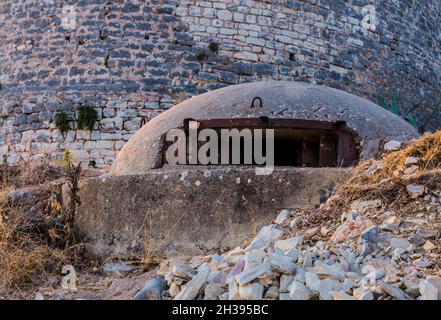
[76,167,349,258]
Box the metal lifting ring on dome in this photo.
[251,97,263,109]
[139,117,147,129]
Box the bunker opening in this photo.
[164,118,359,168]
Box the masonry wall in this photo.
[0,0,440,167]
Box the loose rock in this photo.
[134,276,166,300]
[239,282,264,300]
[384,140,402,151]
[175,265,210,300]
[287,280,315,300]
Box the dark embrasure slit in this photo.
[162,118,359,168]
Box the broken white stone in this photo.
[302,252,315,268]
[330,291,355,300]
[279,275,294,293]
[279,292,290,300]
[423,240,436,252]
[390,237,411,250]
[414,258,433,269]
[392,248,406,260]
[34,293,44,300]
[385,215,401,226]
[304,226,320,238]
[207,271,228,285]
[275,209,292,224]
[342,278,355,292]
[172,263,195,280]
[377,280,412,300]
[353,288,374,300]
[228,279,241,300]
[350,199,382,212]
[169,282,181,298]
[174,264,210,300]
[307,261,346,281]
[316,278,341,300]
[381,223,400,233]
[134,276,166,300]
[239,282,264,300]
[419,280,439,300]
[226,260,245,280]
[305,272,320,291]
[219,292,229,300]
[401,277,420,297]
[420,276,441,300]
[384,140,401,151]
[340,211,357,222]
[405,156,420,166]
[248,224,284,249]
[103,262,134,273]
[294,267,306,283]
[289,217,301,230]
[235,261,270,286]
[287,280,315,300]
[211,253,224,265]
[268,254,296,274]
[285,249,299,262]
[406,184,425,198]
[404,165,419,176]
[244,250,266,270]
[331,218,375,242]
[274,236,303,252]
[204,283,225,300]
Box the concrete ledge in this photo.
[76,167,349,258]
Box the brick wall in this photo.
[0,0,440,166]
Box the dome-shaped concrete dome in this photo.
[111,81,418,175]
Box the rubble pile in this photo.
[136,131,441,300]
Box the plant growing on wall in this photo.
[88,160,97,168]
[420,104,441,132]
[378,97,440,133]
[378,97,419,128]
[55,111,70,137]
[76,104,98,131]
[195,50,208,62]
[208,43,219,53]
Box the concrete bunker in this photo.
[77,81,419,258]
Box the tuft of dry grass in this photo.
[1,158,65,190]
[289,130,441,232]
[18,159,65,187]
[0,156,87,297]
[0,203,69,295]
[333,130,441,205]
[384,130,441,173]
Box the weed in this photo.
[0,151,94,295]
[55,111,70,137]
[195,50,207,62]
[208,43,219,53]
[378,96,440,132]
[76,104,98,131]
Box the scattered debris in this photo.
[149,132,441,300]
[2,130,441,300]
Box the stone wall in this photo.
[0,0,440,167]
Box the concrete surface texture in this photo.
[76,167,348,258]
